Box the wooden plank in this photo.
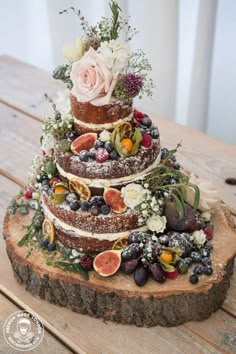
[1,176,236,354]
[0,55,63,119]
[0,103,41,182]
[0,293,73,354]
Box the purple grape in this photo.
[149,263,166,283]
[120,259,139,274]
[134,265,150,286]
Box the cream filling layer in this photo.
[56,150,161,188]
[73,113,133,130]
[43,201,148,241]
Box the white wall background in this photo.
[0,0,236,145]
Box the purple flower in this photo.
[122,73,143,98]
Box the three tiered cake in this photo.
[3,1,236,327]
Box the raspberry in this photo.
[95,147,109,163]
[134,110,144,122]
[204,226,214,240]
[141,134,152,148]
[49,177,61,187]
[80,255,93,271]
[24,187,33,199]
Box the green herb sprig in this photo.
[17,208,44,247]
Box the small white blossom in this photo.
[144,183,149,189]
[142,210,148,216]
[56,89,71,114]
[72,249,80,257]
[73,258,80,264]
[141,203,147,209]
[99,130,112,142]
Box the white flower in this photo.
[72,249,80,257]
[56,89,71,114]
[192,230,206,247]
[142,210,148,216]
[98,40,129,79]
[41,134,54,156]
[186,173,219,212]
[63,36,85,61]
[99,130,112,142]
[144,183,149,189]
[147,215,167,233]
[141,203,147,209]
[121,183,146,209]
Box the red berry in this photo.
[24,187,33,199]
[141,134,152,148]
[49,177,61,187]
[204,226,214,240]
[80,255,93,271]
[134,110,144,122]
[95,148,109,163]
[166,269,178,279]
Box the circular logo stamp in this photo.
[3,310,44,351]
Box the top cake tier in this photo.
[71,95,133,134]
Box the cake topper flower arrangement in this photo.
[53,0,154,105]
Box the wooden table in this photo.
[0,55,236,354]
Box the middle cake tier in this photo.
[56,137,161,195]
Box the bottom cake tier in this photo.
[3,203,236,327]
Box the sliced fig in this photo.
[103,188,127,213]
[93,250,121,277]
[71,133,97,154]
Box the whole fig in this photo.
[164,201,204,232]
[134,265,149,286]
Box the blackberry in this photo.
[94,140,104,149]
[79,150,89,162]
[190,251,202,263]
[190,274,199,284]
[80,255,93,271]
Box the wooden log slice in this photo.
[2,204,236,327]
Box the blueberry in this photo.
[90,196,104,207]
[69,201,80,211]
[158,235,169,246]
[193,265,203,275]
[66,192,78,204]
[90,205,100,216]
[140,128,146,136]
[47,242,56,252]
[101,204,111,215]
[47,187,54,196]
[201,257,212,266]
[161,148,169,159]
[79,150,89,162]
[203,266,213,276]
[190,251,202,263]
[110,150,120,160]
[42,178,50,186]
[40,239,49,249]
[173,162,180,170]
[94,140,104,149]
[88,147,96,158]
[190,274,199,284]
[169,178,177,185]
[141,116,152,128]
[41,184,50,193]
[104,141,114,153]
[80,201,90,211]
[150,129,159,139]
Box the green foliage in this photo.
[17,207,44,247]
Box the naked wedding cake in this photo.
[3,1,236,327]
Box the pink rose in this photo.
[70,47,117,106]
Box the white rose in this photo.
[121,183,146,209]
[192,230,206,247]
[147,215,167,233]
[186,173,219,212]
